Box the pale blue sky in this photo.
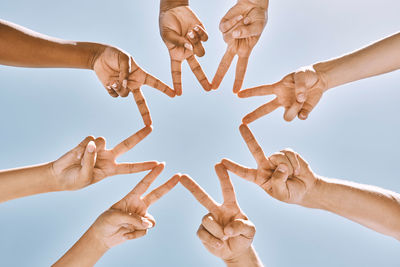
[0,0,399,266]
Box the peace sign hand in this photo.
[89,164,180,249]
[239,66,327,123]
[51,126,158,191]
[93,46,175,126]
[180,164,256,262]
[212,0,268,93]
[222,124,318,205]
[159,5,211,95]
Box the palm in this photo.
[180,164,255,261]
[160,6,211,95]
[51,127,157,191]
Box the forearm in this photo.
[0,163,58,203]
[247,0,269,9]
[160,0,189,12]
[53,228,108,267]
[314,32,400,90]
[0,19,105,69]
[224,246,264,267]
[303,177,400,240]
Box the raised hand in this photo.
[221,124,318,205]
[101,164,179,248]
[239,66,328,123]
[180,164,257,264]
[159,5,211,95]
[212,0,268,93]
[93,46,175,126]
[51,126,158,191]
[54,166,180,266]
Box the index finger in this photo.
[171,59,183,96]
[239,124,272,168]
[180,174,219,212]
[211,48,235,90]
[112,126,152,157]
[238,84,276,98]
[130,164,165,196]
[144,73,175,98]
[233,55,250,94]
[215,163,237,204]
[187,55,211,91]
[143,174,180,206]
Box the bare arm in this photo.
[315,32,400,90]
[0,19,102,69]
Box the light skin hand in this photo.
[51,126,158,191]
[239,66,327,123]
[212,0,268,93]
[159,1,211,95]
[180,165,263,266]
[221,124,318,205]
[93,46,175,126]
[54,165,180,266]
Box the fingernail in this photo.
[87,141,95,153]
[236,15,243,21]
[277,166,286,173]
[184,43,193,51]
[297,93,306,102]
[122,79,128,88]
[222,236,229,241]
[112,83,118,88]
[232,30,240,38]
[194,26,199,32]
[188,31,195,39]
[142,218,153,228]
[215,241,223,248]
[128,212,132,216]
[299,112,307,119]
[244,17,251,24]
[106,86,111,89]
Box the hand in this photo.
[159,5,211,95]
[239,66,327,123]
[212,0,268,93]
[221,124,318,205]
[180,164,256,263]
[51,126,158,191]
[92,45,175,126]
[90,164,180,249]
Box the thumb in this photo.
[293,71,308,103]
[224,218,256,239]
[80,141,97,183]
[118,52,131,89]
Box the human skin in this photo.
[0,19,175,126]
[222,124,400,240]
[180,164,264,267]
[159,0,211,95]
[0,126,158,203]
[54,164,180,266]
[212,0,269,93]
[239,32,400,123]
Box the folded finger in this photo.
[280,148,300,176]
[194,25,208,42]
[242,98,280,124]
[202,213,225,239]
[124,230,147,240]
[187,55,211,91]
[224,218,255,239]
[283,101,303,122]
[197,225,224,248]
[231,22,264,39]
[187,30,205,57]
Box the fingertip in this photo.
[184,43,193,51]
[242,116,251,125]
[87,141,96,153]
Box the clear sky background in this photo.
[0,1,399,266]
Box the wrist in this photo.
[300,175,328,209]
[83,226,110,255]
[313,61,337,92]
[160,0,189,12]
[245,0,269,9]
[224,246,262,267]
[43,162,62,192]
